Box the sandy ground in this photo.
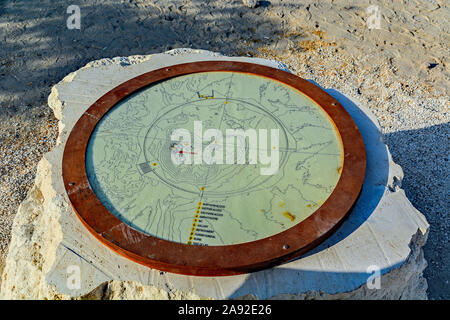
[0,0,448,298]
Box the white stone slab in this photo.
[0,49,429,299]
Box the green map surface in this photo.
[86,71,343,246]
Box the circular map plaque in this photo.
[63,61,366,276]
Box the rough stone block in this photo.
[0,49,429,299]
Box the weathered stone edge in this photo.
[0,50,429,299]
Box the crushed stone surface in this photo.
[0,0,448,298]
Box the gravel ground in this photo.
[0,0,448,298]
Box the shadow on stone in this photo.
[384,122,449,299]
[301,86,390,257]
[229,88,431,299]
[0,0,294,119]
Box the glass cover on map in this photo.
[86,71,344,246]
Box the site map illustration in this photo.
[86,71,344,246]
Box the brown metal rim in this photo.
[62,61,366,276]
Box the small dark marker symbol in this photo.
[138,162,153,174]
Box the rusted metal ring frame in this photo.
[62,61,366,276]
